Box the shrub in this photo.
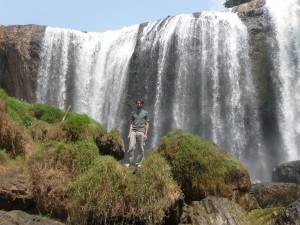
[96,128,125,160]
[0,149,9,165]
[28,140,100,218]
[71,152,181,225]
[157,130,250,202]
[30,103,64,124]
[63,112,105,142]
[71,156,134,225]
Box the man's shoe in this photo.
[137,164,141,168]
[124,164,130,168]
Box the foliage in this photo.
[29,103,65,124]
[7,97,32,127]
[157,130,248,201]
[248,207,285,225]
[63,112,105,142]
[224,0,251,8]
[28,140,99,218]
[0,149,27,173]
[0,88,8,100]
[71,151,180,225]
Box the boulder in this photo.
[0,172,33,212]
[233,0,266,15]
[157,130,259,211]
[0,210,64,225]
[251,182,300,208]
[275,198,300,225]
[272,160,300,183]
[179,196,251,225]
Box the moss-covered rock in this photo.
[71,151,181,225]
[252,182,300,208]
[249,207,285,225]
[95,128,125,160]
[157,130,257,211]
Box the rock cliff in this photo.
[0,25,45,102]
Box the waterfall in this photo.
[36,26,139,130]
[37,12,267,179]
[266,0,300,160]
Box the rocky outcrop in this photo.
[251,182,300,208]
[275,198,300,225]
[179,197,251,225]
[0,25,45,102]
[272,160,300,183]
[0,172,33,212]
[0,210,64,225]
[233,0,266,15]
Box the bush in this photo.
[157,130,250,202]
[71,152,181,225]
[63,112,105,142]
[30,103,65,124]
[28,140,99,218]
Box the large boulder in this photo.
[179,197,251,225]
[272,160,300,183]
[275,198,300,225]
[0,210,64,225]
[251,182,300,208]
[157,130,258,211]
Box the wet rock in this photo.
[180,196,251,225]
[251,182,300,208]
[0,210,64,225]
[275,198,300,225]
[272,160,300,183]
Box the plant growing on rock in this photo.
[157,130,251,205]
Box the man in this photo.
[124,98,149,168]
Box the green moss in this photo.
[249,207,285,225]
[63,112,105,142]
[71,151,180,225]
[29,103,65,124]
[158,130,246,200]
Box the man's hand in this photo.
[144,134,147,141]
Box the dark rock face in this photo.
[0,25,46,102]
[251,182,300,208]
[0,210,64,225]
[0,172,34,212]
[272,160,300,183]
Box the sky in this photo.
[0,0,225,33]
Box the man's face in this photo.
[136,100,143,110]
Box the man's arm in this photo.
[144,121,149,141]
[128,124,132,139]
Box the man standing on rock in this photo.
[124,98,149,168]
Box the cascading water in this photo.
[37,12,267,179]
[266,0,300,161]
[36,26,139,130]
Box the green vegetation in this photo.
[71,151,180,225]
[29,103,65,124]
[224,0,251,8]
[249,207,285,225]
[7,98,32,127]
[157,130,249,201]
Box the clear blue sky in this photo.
[0,0,225,33]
